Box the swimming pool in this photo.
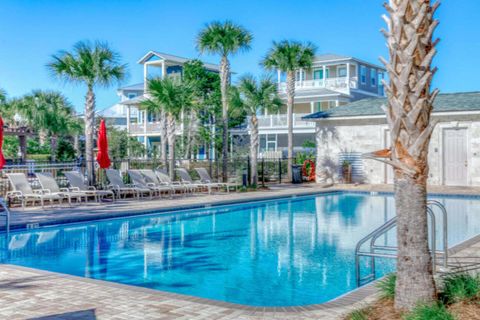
[1,192,480,306]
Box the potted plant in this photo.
[342,160,352,184]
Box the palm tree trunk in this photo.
[184,110,198,160]
[50,134,58,161]
[250,115,259,186]
[220,55,230,182]
[39,129,48,146]
[160,110,167,168]
[380,0,440,310]
[166,113,176,180]
[286,70,295,181]
[85,85,96,185]
[73,134,80,157]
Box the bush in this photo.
[442,273,480,304]
[377,273,396,300]
[346,308,369,320]
[404,302,454,320]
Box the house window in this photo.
[127,93,137,99]
[338,67,347,77]
[360,66,367,84]
[313,69,324,80]
[371,69,377,87]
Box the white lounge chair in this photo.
[36,172,89,205]
[140,169,186,195]
[64,171,115,202]
[155,170,194,194]
[6,173,63,208]
[175,168,216,194]
[105,169,149,199]
[194,167,235,193]
[127,170,172,198]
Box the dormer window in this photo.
[360,66,367,84]
[127,93,137,99]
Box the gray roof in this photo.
[313,53,385,71]
[138,51,221,72]
[303,92,480,120]
[119,83,144,91]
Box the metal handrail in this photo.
[0,198,10,235]
[355,200,448,286]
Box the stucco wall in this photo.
[315,115,480,186]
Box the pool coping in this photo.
[0,263,379,313]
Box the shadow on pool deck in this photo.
[29,309,97,320]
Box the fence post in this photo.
[278,158,282,184]
[261,158,265,188]
[247,156,251,186]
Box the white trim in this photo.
[351,89,384,97]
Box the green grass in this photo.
[442,272,480,304]
[377,273,396,300]
[404,302,454,320]
[345,308,369,320]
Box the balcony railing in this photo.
[249,113,315,130]
[129,122,183,135]
[278,77,357,93]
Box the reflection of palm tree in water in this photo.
[97,229,111,279]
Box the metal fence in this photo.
[0,157,301,197]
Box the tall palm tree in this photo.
[366,0,440,310]
[262,40,316,180]
[146,77,192,179]
[197,21,253,182]
[47,41,127,184]
[233,75,282,185]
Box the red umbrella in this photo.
[96,119,111,169]
[0,116,5,170]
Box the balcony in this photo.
[129,122,183,135]
[278,77,357,94]
[248,114,315,130]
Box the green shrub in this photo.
[404,302,454,320]
[377,273,396,300]
[442,272,480,304]
[346,308,369,320]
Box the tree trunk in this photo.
[220,56,230,182]
[84,86,96,185]
[39,129,48,146]
[160,110,167,168]
[250,115,259,186]
[50,135,58,161]
[184,110,198,160]
[166,113,176,180]
[73,134,80,157]
[286,70,295,181]
[18,135,27,163]
[379,0,440,310]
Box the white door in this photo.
[443,128,468,186]
[384,130,394,184]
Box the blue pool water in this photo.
[1,192,480,306]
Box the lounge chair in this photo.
[127,170,172,198]
[175,168,217,194]
[64,171,115,202]
[155,169,197,194]
[105,169,149,199]
[35,172,89,205]
[140,169,187,195]
[6,173,63,208]
[194,167,236,193]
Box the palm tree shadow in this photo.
[0,275,57,290]
[28,309,96,320]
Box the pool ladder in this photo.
[355,200,448,287]
[0,198,10,235]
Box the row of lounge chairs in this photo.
[5,167,236,208]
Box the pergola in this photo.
[3,125,35,163]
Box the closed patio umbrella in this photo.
[96,119,111,169]
[0,116,5,170]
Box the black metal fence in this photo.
[0,157,303,197]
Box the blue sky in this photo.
[1,0,479,112]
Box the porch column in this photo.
[126,106,131,157]
[161,60,166,78]
[143,135,148,159]
[300,68,304,87]
[346,62,351,93]
[322,65,327,86]
[143,64,148,91]
[310,101,315,113]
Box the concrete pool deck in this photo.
[1,183,480,319]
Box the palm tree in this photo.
[365,0,440,310]
[146,77,192,179]
[261,40,316,181]
[197,21,253,182]
[47,41,126,184]
[233,75,282,185]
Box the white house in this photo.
[304,92,480,186]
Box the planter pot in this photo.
[342,164,352,184]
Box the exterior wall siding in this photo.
[315,115,480,186]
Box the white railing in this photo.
[129,122,184,135]
[278,76,358,93]
[249,113,315,130]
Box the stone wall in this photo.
[315,114,480,186]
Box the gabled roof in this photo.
[313,53,385,71]
[303,92,480,120]
[118,83,144,91]
[137,51,221,72]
